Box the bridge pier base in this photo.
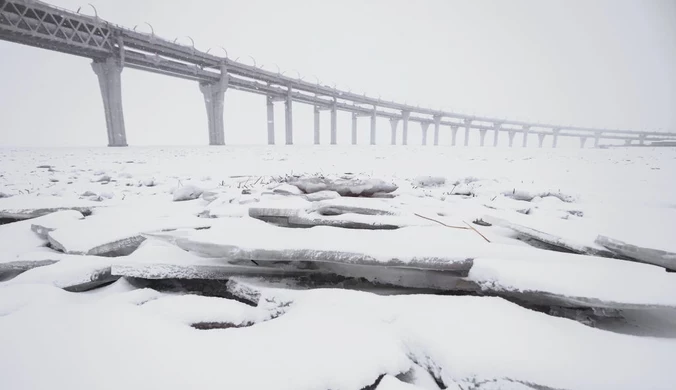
[579,136,587,149]
[433,115,441,146]
[522,127,530,147]
[370,109,377,145]
[421,122,430,145]
[92,57,127,147]
[351,112,358,145]
[479,129,487,147]
[313,106,321,145]
[389,118,398,145]
[538,134,546,148]
[199,65,228,146]
[493,127,499,146]
[266,96,275,145]
[402,111,410,145]
[284,89,293,145]
[508,131,516,147]
[464,121,471,146]
[552,130,560,148]
[330,102,337,145]
[594,132,601,148]
[451,126,459,146]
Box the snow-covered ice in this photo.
[1,145,675,390]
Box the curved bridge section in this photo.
[1,0,674,147]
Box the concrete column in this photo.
[464,119,471,146]
[493,123,501,146]
[579,136,587,149]
[639,134,646,145]
[351,112,358,145]
[508,131,516,147]
[330,101,338,145]
[266,96,275,145]
[389,118,399,145]
[421,122,430,145]
[594,132,601,148]
[624,139,632,146]
[92,57,127,147]
[552,129,560,148]
[479,129,488,147]
[401,111,410,145]
[522,126,530,147]
[198,64,229,146]
[451,126,459,146]
[538,134,546,148]
[313,106,321,145]
[433,115,441,146]
[284,88,293,145]
[370,108,377,145]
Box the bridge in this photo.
[2,0,674,148]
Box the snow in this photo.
[173,184,204,201]
[1,145,676,389]
[140,294,267,326]
[1,288,675,390]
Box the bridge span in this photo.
[1,0,674,147]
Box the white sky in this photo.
[0,0,674,147]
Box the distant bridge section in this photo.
[1,0,674,147]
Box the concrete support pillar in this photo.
[198,64,229,146]
[313,106,321,145]
[330,101,337,145]
[92,57,127,147]
[493,125,500,147]
[479,129,488,147]
[284,88,293,145]
[579,136,587,149]
[451,126,459,146]
[266,96,275,145]
[464,119,471,146]
[402,111,410,145]
[552,129,560,148]
[370,108,377,145]
[522,126,530,147]
[421,122,430,145]
[624,139,632,146]
[433,115,441,146]
[389,118,399,145]
[351,112,358,145]
[508,131,516,147]
[639,134,646,145]
[538,134,546,148]
[594,132,601,148]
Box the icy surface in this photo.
[1,146,676,389]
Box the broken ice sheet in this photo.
[47,211,213,256]
[0,195,100,219]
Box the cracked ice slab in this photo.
[111,240,321,280]
[0,210,85,274]
[595,235,676,271]
[47,212,213,256]
[288,175,398,196]
[467,251,676,309]
[5,253,117,292]
[483,213,620,258]
[165,218,477,272]
[0,195,101,219]
[159,218,676,308]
